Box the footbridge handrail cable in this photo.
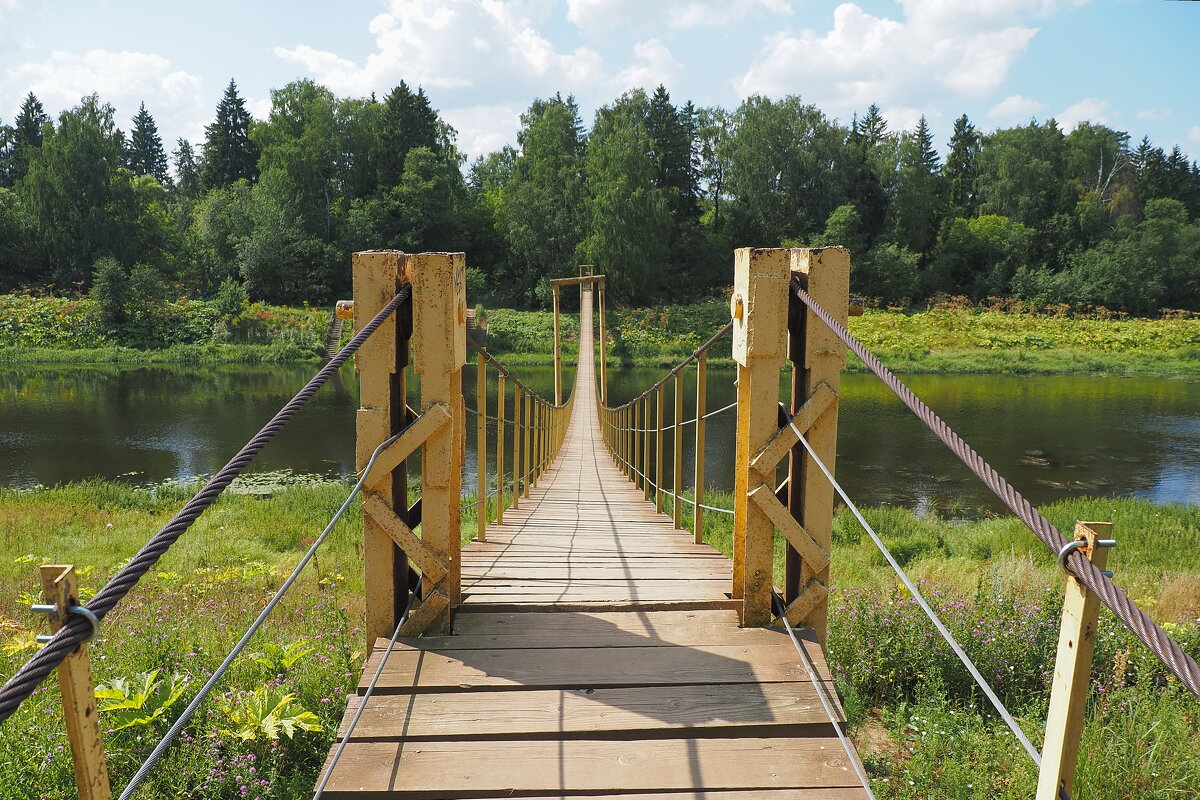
[791,278,1200,701]
[0,287,413,726]
[602,320,733,412]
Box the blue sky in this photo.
[1,0,1196,163]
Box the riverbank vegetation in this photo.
[1,480,1196,798]
[2,80,1199,320]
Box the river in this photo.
[2,363,1198,516]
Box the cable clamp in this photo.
[32,604,101,645]
[1058,538,1116,577]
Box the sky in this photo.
[0,0,1197,165]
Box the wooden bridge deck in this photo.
[318,289,869,799]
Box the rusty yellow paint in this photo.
[353,250,408,643]
[335,299,355,319]
[732,247,791,627]
[1037,522,1113,800]
[693,354,707,545]
[408,251,467,633]
[749,384,835,478]
[40,565,111,800]
[748,486,829,575]
[496,373,506,524]
[552,284,562,406]
[362,495,449,584]
[655,389,665,513]
[673,373,684,528]
[511,388,522,509]
[523,392,532,498]
[788,247,849,642]
[362,404,452,492]
[476,351,487,543]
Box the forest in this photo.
[1,79,1199,313]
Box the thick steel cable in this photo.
[787,416,1043,765]
[118,421,413,799]
[792,280,1200,700]
[312,578,422,800]
[0,287,412,725]
[772,595,878,799]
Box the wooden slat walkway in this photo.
[318,287,869,799]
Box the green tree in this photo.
[188,180,253,293]
[237,170,328,302]
[200,79,259,189]
[127,103,171,186]
[931,214,1033,298]
[977,120,1069,229]
[943,114,980,219]
[497,94,586,305]
[0,187,35,288]
[173,138,200,199]
[377,82,440,190]
[889,115,943,255]
[1,93,49,186]
[579,91,672,301]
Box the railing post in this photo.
[655,389,665,512]
[785,247,849,642]
[408,251,466,633]
[552,283,562,406]
[523,392,532,497]
[732,247,790,626]
[1037,522,1115,800]
[476,350,487,543]
[38,565,111,800]
[598,276,607,406]
[694,354,707,544]
[642,395,652,501]
[673,372,684,528]
[354,250,412,642]
[496,373,506,524]
[512,387,522,509]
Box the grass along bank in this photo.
[482,296,1200,375]
[1,480,1197,798]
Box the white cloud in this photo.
[4,49,205,143]
[441,104,523,161]
[567,0,791,32]
[735,0,1090,122]
[883,106,925,133]
[274,0,605,100]
[612,39,682,93]
[1057,97,1110,131]
[1137,107,1172,121]
[1189,126,1200,144]
[988,93,1044,122]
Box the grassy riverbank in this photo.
[1,480,1197,798]
[484,297,1200,376]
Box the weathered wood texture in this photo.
[320,286,866,798]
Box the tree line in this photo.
[1,80,1198,313]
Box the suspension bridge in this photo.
[2,248,1198,800]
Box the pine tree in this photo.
[645,85,699,219]
[944,114,980,219]
[13,92,48,150]
[200,79,259,189]
[377,82,440,190]
[127,103,171,185]
[2,93,50,185]
[890,115,943,255]
[173,138,200,198]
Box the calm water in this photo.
[2,364,1198,515]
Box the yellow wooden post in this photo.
[354,250,411,642]
[732,247,790,625]
[655,389,665,512]
[408,251,466,632]
[694,354,707,544]
[598,277,607,406]
[552,284,562,406]
[673,372,684,528]
[642,396,652,501]
[38,565,111,800]
[1037,522,1115,800]
[496,373,506,524]
[476,350,487,543]
[511,388,521,509]
[523,392,532,497]
[785,247,849,642]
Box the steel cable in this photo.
[792,279,1200,700]
[0,287,412,725]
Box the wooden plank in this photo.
[470,792,868,800]
[361,643,809,693]
[338,682,832,740]
[318,737,864,797]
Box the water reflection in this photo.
[1,364,1197,516]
